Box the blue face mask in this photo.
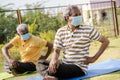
[71,16,82,27]
[21,33,30,40]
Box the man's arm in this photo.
[2,43,14,63]
[40,42,53,59]
[2,43,23,67]
[48,48,60,74]
[84,36,110,64]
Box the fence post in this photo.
[111,1,117,37]
[17,9,22,24]
[113,1,119,35]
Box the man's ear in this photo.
[65,16,69,22]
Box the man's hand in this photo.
[8,59,19,68]
[83,56,97,65]
[48,59,59,74]
[47,48,60,75]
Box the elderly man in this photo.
[36,5,109,80]
[2,24,53,75]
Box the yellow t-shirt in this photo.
[10,34,47,64]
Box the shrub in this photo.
[39,30,56,43]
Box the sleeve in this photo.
[53,29,63,50]
[89,27,102,41]
[9,35,19,46]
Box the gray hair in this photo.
[63,5,81,21]
[16,24,28,34]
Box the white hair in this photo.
[63,5,79,17]
[63,5,81,21]
[16,24,28,34]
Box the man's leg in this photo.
[36,60,58,80]
[52,63,85,78]
[4,61,12,74]
[36,60,49,76]
[4,61,36,75]
[14,61,36,74]
[36,60,85,79]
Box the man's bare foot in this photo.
[43,76,58,80]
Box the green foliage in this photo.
[23,3,66,32]
[0,44,5,62]
[0,7,18,43]
[39,30,55,42]
[28,18,38,35]
[0,3,66,43]
[23,9,65,33]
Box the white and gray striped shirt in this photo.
[54,25,102,73]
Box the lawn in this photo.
[0,36,120,80]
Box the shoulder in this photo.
[56,25,68,34]
[11,35,20,41]
[57,25,67,32]
[31,35,47,45]
[31,35,42,40]
[9,35,21,46]
[30,35,47,46]
[31,35,47,42]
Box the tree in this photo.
[0,7,18,43]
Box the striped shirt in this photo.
[54,25,102,73]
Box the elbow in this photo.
[101,36,110,46]
[2,46,6,54]
[47,42,53,49]
[50,43,53,49]
[102,38,110,48]
[2,45,9,53]
[54,48,60,55]
[2,46,6,51]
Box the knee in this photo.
[36,60,49,76]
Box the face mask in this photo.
[71,16,82,27]
[21,33,30,40]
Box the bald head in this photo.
[16,24,29,35]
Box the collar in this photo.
[67,25,81,32]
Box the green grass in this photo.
[5,72,40,80]
[0,36,120,80]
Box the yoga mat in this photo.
[26,59,120,80]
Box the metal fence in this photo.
[0,0,119,37]
[81,1,119,37]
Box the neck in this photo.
[68,24,76,31]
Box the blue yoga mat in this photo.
[27,59,120,80]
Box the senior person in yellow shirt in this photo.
[2,24,53,75]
